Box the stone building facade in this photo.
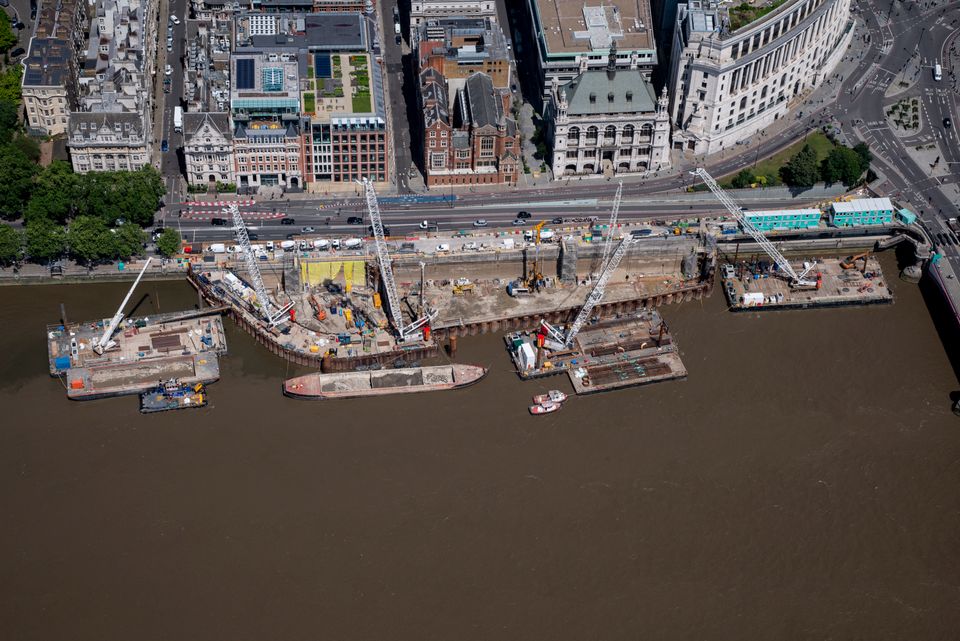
[548,55,671,179]
[67,112,150,172]
[668,0,853,154]
[410,0,498,27]
[183,113,234,186]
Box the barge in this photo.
[283,363,487,400]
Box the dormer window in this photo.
[589,93,596,104]
[626,91,633,102]
[607,92,614,102]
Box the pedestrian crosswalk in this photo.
[182,199,257,207]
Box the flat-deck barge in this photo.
[283,363,487,399]
[47,309,227,400]
[505,310,687,395]
[721,256,893,311]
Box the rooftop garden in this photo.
[727,0,789,31]
[349,56,372,113]
[303,92,315,114]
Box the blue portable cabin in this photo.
[742,208,822,232]
[829,197,894,227]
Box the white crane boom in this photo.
[362,179,435,340]
[691,168,813,285]
[228,203,289,326]
[597,181,623,277]
[94,257,153,353]
[563,236,636,347]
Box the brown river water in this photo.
[2,254,959,640]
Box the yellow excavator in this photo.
[840,251,872,272]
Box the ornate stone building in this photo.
[183,113,234,187]
[420,70,520,187]
[668,0,853,154]
[67,112,150,173]
[549,53,671,179]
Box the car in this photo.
[210,217,227,226]
[0,0,9,7]
[551,217,563,224]
[473,219,488,227]
[164,64,172,76]
[517,211,531,219]
[13,20,24,29]
[512,219,526,226]
[166,43,172,52]
[248,232,259,240]
[418,220,429,230]
[280,217,295,225]
[171,15,180,24]
[347,216,363,225]
[286,233,296,240]
[301,226,316,233]
[368,225,391,236]
[945,117,952,129]
[160,139,169,152]
[9,47,24,58]
[436,243,450,252]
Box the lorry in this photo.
[173,106,183,133]
[343,238,363,249]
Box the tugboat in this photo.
[140,379,207,414]
[529,400,561,415]
[532,389,567,405]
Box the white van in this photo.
[435,243,450,252]
[209,243,226,254]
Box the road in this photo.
[157,0,189,207]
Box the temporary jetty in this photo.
[283,363,487,400]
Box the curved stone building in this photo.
[667,0,854,154]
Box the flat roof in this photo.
[832,198,893,213]
[533,0,654,55]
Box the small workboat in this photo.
[529,400,561,415]
[533,389,567,405]
[140,379,207,414]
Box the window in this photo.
[480,137,494,156]
[431,152,446,169]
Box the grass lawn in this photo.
[728,0,788,30]
[352,93,371,113]
[303,92,315,114]
[709,130,836,188]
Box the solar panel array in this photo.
[314,53,332,79]
[236,59,255,89]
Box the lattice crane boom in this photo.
[362,179,435,339]
[563,236,636,347]
[228,203,288,326]
[691,168,809,284]
[598,180,623,276]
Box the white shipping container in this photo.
[742,292,765,306]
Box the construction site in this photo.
[47,259,228,400]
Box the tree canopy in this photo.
[26,161,81,224]
[0,65,22,104]
[779,144,820,188]
[25,218,65,262]
[821,146,868,186]
[0,143,40,220]
[731,168,755,189]
[155,227,182,257]
[0,223,21,265]
[0,13,17,53]
[67,215,115,264]
[113,222,147,259]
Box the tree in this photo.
[76,167,165,227]
[0,13,16,53]
[0,223,21,265]
[853,142,872,169]
[24,217,65,262]
[780,143,820,188]
[0,143,39,220]
[26,161,81,224]
[821,147,866,187]
[155,227,182,257]
[731,168,755,189]
[113,223,147,259]
[67,215,115,264]
[0,99,19,144]
[0,65,22,104]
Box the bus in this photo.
[173,106,183,133]
[934,62,942,82]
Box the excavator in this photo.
[840,251,872,272]
[510,221,549,296]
